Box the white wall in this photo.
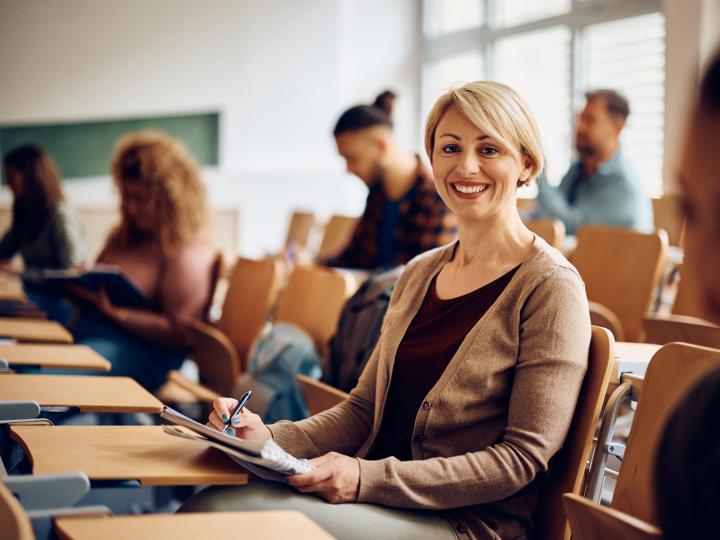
[0,0,421,256]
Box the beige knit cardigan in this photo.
[270,237,591,539]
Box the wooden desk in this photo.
[0,317,73,344]
[55,510,335,540]
[0,374,162,413]
[10,425,249,486]
[613,342,661,382]
[0,344,110,371]
[0,276,25,302]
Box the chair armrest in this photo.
[0,400,40,422]
[589,301,625,342]
[5,472,91,510]
[167,370,221,403]
[297,375,349,416]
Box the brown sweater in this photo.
[269,237,591,540]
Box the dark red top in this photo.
[366,264,520,461]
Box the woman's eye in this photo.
[479,146,497,156]
[441,144,460,154]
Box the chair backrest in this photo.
[217,257,282,366]
[671,266,706,319]
[202,251,224,322]
[525,218,566,250]
[535,326,615,540]
[317,215,359,259]
[296,375,349,415]
[563,493,662,540]
[651,194,684,247]
[275,266,351,360]
[642,314,720,349]
[285,211,316,250]
[570,225,668,342]
[612,342,720,524]
[0,481,34,540]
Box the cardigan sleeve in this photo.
[355,266,591,509]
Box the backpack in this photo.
[233,322,321,423]
[323,265,404,392]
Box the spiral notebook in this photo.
[160,406,313,482]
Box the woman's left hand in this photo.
[287,451,360,504]
[67,284,123,321]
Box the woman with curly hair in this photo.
[70,131,217,391]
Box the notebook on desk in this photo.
[160,406,313,482]
[39,265,149,308]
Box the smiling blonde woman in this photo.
[182,82,591,540]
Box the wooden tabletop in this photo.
[0,344,110,371]
[0,374,162,413]
[613,341,662,382]
[10,425,249,486]
[54,510,335,540]
[0,276,26,302]
[0,317,73,344]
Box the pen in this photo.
[222,390,252,433]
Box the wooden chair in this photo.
[651,194,684,247]
[285,211,316,250]
[274,265,352,361]
[159,257,282,401]
[570,225,668,342]
[317,215,359,260]
[670,266,705,319]
[563,493,662,540]
[296,374,349,415]
[642,313,720,349]
[525,218,566,250]
[611,342,720,524]
[0,481,33,540]
[534,326,615,540]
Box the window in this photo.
[424,0,484,37]
[583,13,666,197]
[494,27,572,181]
[422,0,665,195]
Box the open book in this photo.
[160,406,313,482]
[40,265,149,308]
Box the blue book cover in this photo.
[41,266,149,308]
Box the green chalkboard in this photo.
[0,112,219,181]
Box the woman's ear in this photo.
[517,155,534,186]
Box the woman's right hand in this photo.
[207,397,272,441]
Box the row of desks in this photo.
[0,316,333,539]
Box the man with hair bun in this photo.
[534,88,653,234]
[324,90,457,269]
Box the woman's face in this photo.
[119,180,157,233]
[679,112,720,322]
[5,167,23,198]
[431,106,531,225]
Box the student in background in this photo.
[183,81,590,540]
[69,131,216,392]
[0,144,84,279]
[323,90,457,269]
[654,51,720,540]
[533,89,653,234]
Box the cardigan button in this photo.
[413,434,425,443]
[456,524,468,534]
[422,401,431,410]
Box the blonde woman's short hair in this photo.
[424,81,545,185]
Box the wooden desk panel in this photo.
[0,344,110,371]
[613,342,661,382]
[10,425,248,486]
[0,374,162,413]
[0,317,73,344]
[55,511,335,540]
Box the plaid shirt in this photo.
[325,160,457,269]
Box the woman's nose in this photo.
[456,152,480,177]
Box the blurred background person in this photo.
[322,90,457,269]
[69,131,217,392]
[533,89,653,234]
[0,144,84,279]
